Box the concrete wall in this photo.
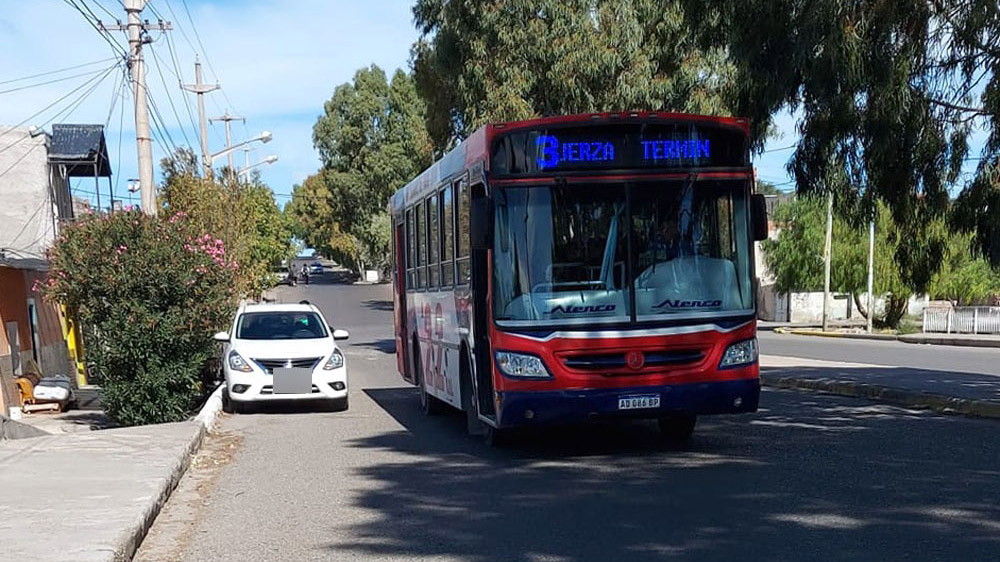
[0,127,59,262]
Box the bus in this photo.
[390,112,768,443]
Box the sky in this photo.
[0,0,418,209]
[0,0,988,210]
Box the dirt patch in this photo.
[133,427,244,562]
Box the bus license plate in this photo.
[618,395,660,410]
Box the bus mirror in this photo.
[470,198,494,250]
[752,194,768,241]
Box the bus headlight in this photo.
[719,338,758,369]
[495,351,552,379]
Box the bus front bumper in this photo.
[495,378,760,428]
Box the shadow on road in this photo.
[763,365,1000,403]
[362,299,394,312]
[330,387,1000,561]
[353,339,396,354]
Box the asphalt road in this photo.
[142,275,1000,562]
[758,330,1000,377]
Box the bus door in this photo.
[470,181,497,420]
[394,219,413,383]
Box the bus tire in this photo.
[658,415,697,442]
[460,350,483,436]
[414,342,447,416]
[483,424,513,448]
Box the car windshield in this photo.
[236,312,329,340]
[492,180,754,326]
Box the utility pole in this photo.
[209,111,244,177]
[98,0,171,216]
[867,219,875,333]
[181,57,220,178]
[822,192,833,332]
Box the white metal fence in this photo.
[923,307,1000,334]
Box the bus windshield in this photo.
[492,180,754,327]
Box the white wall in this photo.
[0,127,58,265]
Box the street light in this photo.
[208,131,272,168]
[238,155,278,181]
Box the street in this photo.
[136,277,1000,562]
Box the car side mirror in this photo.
[470,197,493,250]
[213,331,230,343]
[751,194,769,241]
[333,329,350,341]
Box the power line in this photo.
[114,74,128,196]
[0,67,111,96]
[61,0,127,57]
[163,32,201,143]
[0,61,122,155]
[148,42,194,147]
[0,57,118,87]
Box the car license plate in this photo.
[273,367,313,394]
[618,394,660,410]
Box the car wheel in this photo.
[658,415,697,442]
[333,396,349,412]
[222,388,234,414]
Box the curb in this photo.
[761,374,1000,420]
[897,334,1000,348]
[775,327,899,341]
[117,386,224,561]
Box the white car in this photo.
[215,302,350,413]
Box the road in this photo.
[138,276,1000,562]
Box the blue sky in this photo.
[0,0,987,207]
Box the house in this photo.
[0,124,111,413]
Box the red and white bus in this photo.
[390,112,768,442]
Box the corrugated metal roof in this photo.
[48,124,111,177]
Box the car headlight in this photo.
[228,350,253,373]
[495,351,551,378]
[719,338,758,368]
[323,349,345,370]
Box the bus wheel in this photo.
[658,415,697,442]
[414,344,446,416]
[460,357,483,436]
[483,424,514,447]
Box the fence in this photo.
[923,307,1000,334]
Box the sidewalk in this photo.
[0,385,224,562]
[760,354,1000,419]
[774,327,1000,348]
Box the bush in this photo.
[43,210,238,426]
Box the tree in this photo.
[161,149,292,296]
[763,196,912,327]
[683,0,1000,277]
[43,211,238,425]
[288,65,432,275]
[929,232,1000,305]
[412,0,734,151]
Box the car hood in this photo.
[232,338,336,360]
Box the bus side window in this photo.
[406,208,415,290]
[417,200,426,289]
[456,180,471,285]
[441,186,454,287]
[428,194,440,289]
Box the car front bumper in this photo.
[225,367,348,402]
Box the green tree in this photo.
[288,66,432,274]
[161,149,292,296]
[412,0,734,151]
[683,0,1000,275]
[929,232,1000,305]
[43,211,238,425]
[763,197,912,327]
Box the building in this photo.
[0,124,111,413]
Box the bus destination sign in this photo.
[491,122,747,176]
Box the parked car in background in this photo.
[310,261,323,275]
[215,302,350,413]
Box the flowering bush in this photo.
[44,210,238,426]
